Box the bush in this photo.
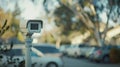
[110,48,120,63]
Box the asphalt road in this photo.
[63,57,120,67]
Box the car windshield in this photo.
[34,46,60,54]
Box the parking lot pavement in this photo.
[62,56,120,67]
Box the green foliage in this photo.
[54,3,91,44]
[0,8,24,43]
[47,34,56,43]
[61,40,71,44]
[54,5,74,32]
[54,4,88,34]
[40,33,56,43]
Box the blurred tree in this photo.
[54,3,89,45]
[103,0,120,44]
[53,0,94,45]
[54,5,74,34]
[37,0,120,46]
[43,0,61,13]
[11,3,25,43]
[53,0,120,46]
[0,6,24,44]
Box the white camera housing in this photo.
[26,20,43,33]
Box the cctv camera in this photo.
[26,20,43,33]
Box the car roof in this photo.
[12,45,25,49]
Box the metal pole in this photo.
[25,34,32,67]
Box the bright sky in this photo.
[18,0,46,19]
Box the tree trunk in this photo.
[73,3,103,46]
[103,7,113,45]
[94,27,103,46]
[56,38,61,48]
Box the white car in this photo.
[32,44,63,67]
[6,45,64,67]
[66,45,81,58]
[59,45,70,55]
[65,44,92,58]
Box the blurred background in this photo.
[0,0,120,67]
[0,0,120,47]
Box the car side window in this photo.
[6,49,23,56]
[34,46,60,53]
